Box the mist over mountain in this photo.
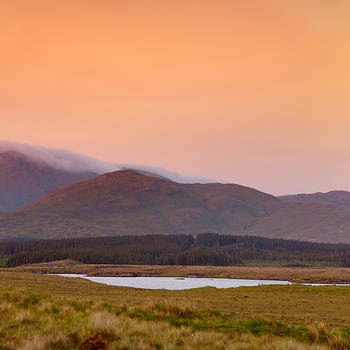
[0,141,221,211]
[0,141,223,210]
[0,141,121,175]
[0,151,98,211]
[2,141,350,244]
[0,141,218,183]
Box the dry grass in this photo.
[328,333,349,350]
[307,322,328,344]
[145,299,199,318]
[2,270,350,328]
[1,270,350,349]
[0,289,331,350]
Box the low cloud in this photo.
[0,140,219,183]
[120,163,219,184]
[0,140,121,174]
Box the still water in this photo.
[58,274,291,290]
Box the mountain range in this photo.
[0,169,279,240]
[1,143,350,243]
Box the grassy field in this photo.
[1,268,350,349]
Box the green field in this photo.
[1,269,350,349]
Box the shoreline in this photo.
[7,259,350,284]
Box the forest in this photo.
[1,233,350,268]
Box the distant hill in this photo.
[1,169,350,243]
[279,191,350,211]
[0,170,279,240]
[246,201,350,243]
[0,151,98,211]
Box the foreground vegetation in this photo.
[3,233,350,268]
[0,288,331,350]
[1,270,350,349]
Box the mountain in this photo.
[0,170,279,240]
[2,150,350,243]
[244,201,350,243]
[2,169,350,243]
[0,141,221,211]
[279,191,350,211]
[0,151,98,211]
[0,149,169,212]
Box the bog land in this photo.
[11,259,350,284]
[1,265,350,349]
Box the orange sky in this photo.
[1,0,350,195]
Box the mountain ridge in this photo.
[1,169,350,243]
[0,170,279,240]
[0,141,220,211]
[2,144,350,244]
[279,190,350,211]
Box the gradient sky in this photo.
[1,0,350,195]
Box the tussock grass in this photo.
[0,287,347,350]
[328,333,349,350]
[1,270,350,349]
[307,322,328,344]
[145,299,199,318]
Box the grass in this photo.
[0,288,331,350]
[1,269,350,348]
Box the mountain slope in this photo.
[246,201,350,243]
[2,169,350,243]
[279,191,350,211]
[0,141,221,211]
[0,170,279,240]
[0,151,98,211]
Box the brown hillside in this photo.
[246,201,350,243]
[280,191,350,211]
[2,170,350,243]
[0,170,279,240]
[0,151,97,211]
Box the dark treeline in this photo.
[1,233,350,268]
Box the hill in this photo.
[0,170,279,240]
[2,169,350,243]
[246,201,350,243]
[0,151,98,211]
[0,141,221,211]
[279,191,350,211]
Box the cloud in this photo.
[0,140,220,183]
[119,163,219,184]
[0,140,121,174]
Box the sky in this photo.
[1,0,350,195]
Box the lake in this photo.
[58,274,291,290]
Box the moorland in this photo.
[1,268,350,349]
[9,259,350,285]
[2,235,350,349]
